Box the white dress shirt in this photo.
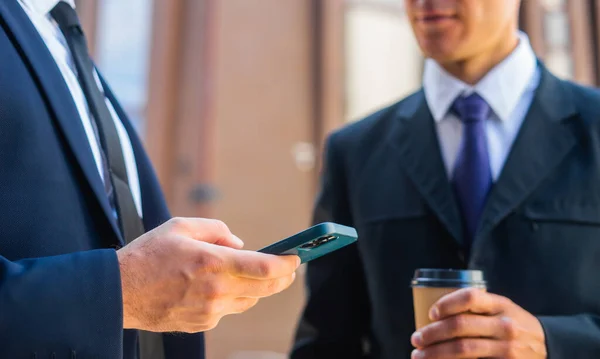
[423,31,541,181]
[18,0,143,217]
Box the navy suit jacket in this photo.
[292,65,600,358]
[0,0,204,357]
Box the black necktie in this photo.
[50,3,165,358]
[50,2,144,245]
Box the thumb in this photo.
[169,217,245,249]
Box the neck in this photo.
[439,32,519,85]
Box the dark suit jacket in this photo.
[291,65,600,359]
[0,1,204,358]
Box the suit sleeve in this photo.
[290,133,371,359]
[538,314,600,358]
[0,249,123,357]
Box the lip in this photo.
[415,13,458,25]
[415,10,458,22]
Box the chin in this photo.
[415,30,464,62]
[421,47,460,63]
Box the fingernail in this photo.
[429,306,439,321]
[411,349,424,359]
[292,272,297,281]
[411,331,423,346]
[295,256,302,268]
[232,235,244,248]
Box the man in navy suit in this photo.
[0,1,300,358]
[292,0,600,358]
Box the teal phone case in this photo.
[258,222,358,263]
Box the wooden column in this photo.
[312,0,345,181]
[170,0,219,217]
[567,0,596,85]
[145,0,218,216]
[144,0,185,207]
[593,0,600,84]
[75,0,99,56]
[520,0,546,57]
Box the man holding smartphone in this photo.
[0,1,299,358]
[292,0,600,358]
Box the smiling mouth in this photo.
[417,14,458,23]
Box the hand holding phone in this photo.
[258,222,358,263]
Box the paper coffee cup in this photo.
[411,269,486,330]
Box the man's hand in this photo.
[117,217,300,333]
[410,288,547,359]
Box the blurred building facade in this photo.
[76,0,600,358]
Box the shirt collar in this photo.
[423,31,538,122]
[18,0,76,16]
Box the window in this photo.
[94,0,155,136]
[540,0,573,79]
[344,0,423,122]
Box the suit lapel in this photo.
[0,0,123,243]
[476,66,578,241]
[387,91,465,245]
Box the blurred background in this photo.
[75,0,600,358]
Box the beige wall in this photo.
[205,1,317,358]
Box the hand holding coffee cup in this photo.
[411,269,486,330]
[410,269,547,359]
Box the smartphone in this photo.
[258,222,358,263]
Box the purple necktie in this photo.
[451,93,492,250]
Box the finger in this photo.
[168,217,244,249]
[412,314,516,348]
[411,338,509,359]
[231,251,300,279]
[227,297,260,314]
[234,273,297,298]
[226,235,245,250]
[431,288,508,321]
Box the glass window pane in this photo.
[544,11,569,48]
[95,0,154,136]
[345,6,423,122]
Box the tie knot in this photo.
[451,93,490,123]
[50,1,81,30]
